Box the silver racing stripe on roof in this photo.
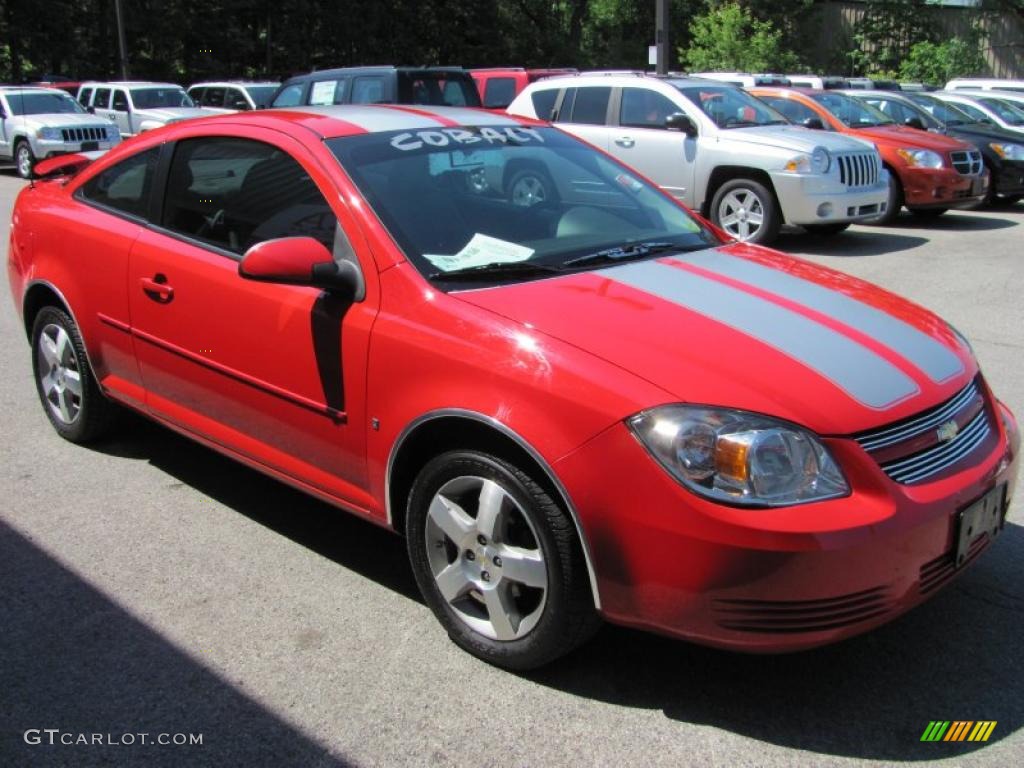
[291,105,446,131]
[387,105,527,126]
[602,260,920,409]
[677,251,965,384]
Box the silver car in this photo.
[76,81,219,137]
[0,87,120,178]
[508,73,889,244]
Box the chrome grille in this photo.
[60,126,108,143]
[836,152,878,188]
[879,409,990,484]
[950,149,983,176]
[856,380,979,452]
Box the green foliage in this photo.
[681,2,802,72]
[849,0,936,75]
[899,35,987,84]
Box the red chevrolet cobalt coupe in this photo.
[8,106,1019,669]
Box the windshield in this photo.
[979,97,1024,126]
[130,87,195,109]
[4,91,85,115]
[811,92,894,127]
[903,94,976,126]
[676,85,788,128]
[327,126,718,287]
[244,85,278,107]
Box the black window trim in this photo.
[73,143,164,227]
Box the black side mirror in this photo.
[802,117,825,130]
[904,116,925,130]
[666,112,697,136]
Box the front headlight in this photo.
[896,148,944,168]
[990,142,1024,161]
[36,127,62,141]
[105,124,120,140]
[628,405,849,506]
[784,146,830,175]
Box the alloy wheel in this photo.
[36,323,83,425]
[717,188,764,241]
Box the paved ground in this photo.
[1,168,1021,768]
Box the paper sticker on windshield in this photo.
[615,173,644,193]
[391,127,544,152]
[310,81,336,106]
[423,234,534,272]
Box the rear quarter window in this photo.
[530,89,559,121]
[483,77,517,109]
[78,147,160,219]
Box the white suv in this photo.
[187,81,280,112]
[77,81,218,137]
[507,73,889,244]
[1,87,120,178]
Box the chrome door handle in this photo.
[614,136,635,148]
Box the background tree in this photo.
[681,2,803,72]
[899,31,987,83]
[848,0,936,75]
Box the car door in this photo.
[111,88,134,136]
[610,86,696,202]
[91,87,114,126]
[552,85,612,151]
[127,130,379,505]
[0,95,11,159]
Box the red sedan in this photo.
[7,106,1019,669]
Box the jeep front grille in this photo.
[836,152,878,187]
[950,149,983,176]
[60,127,108,143]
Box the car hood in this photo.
[135,107,219,122]
[725,125,875,153]
[852,124,974,151]
[949,122,1024,145]
[14,112,112,129]
[455,244,975,435]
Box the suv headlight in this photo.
[628,405,849,507]
[990,142,1024,161]
[784,146,830,174]
[896,148,944,168]
[105,124,120,140]
[36,127,62,141]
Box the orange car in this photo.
[750,87,989,223]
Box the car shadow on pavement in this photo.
[777,229,928,257]
[0,520,353,767]
[528,523,1024,762]
[885,212,1019,231]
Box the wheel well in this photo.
[388,416,565,537]
[702,166,777,218]
[21,283,68,341]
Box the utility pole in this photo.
[114,0,130,80]
[656,0,670,75]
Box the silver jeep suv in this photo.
[1,87,120,178]
[508,73,890,244]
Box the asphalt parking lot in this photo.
[1,168,1021,768]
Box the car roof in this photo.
[186,104,542,140]
[283,65,469,81]
[80,81,183,88]
[840,89,915,101]
[0,86,63,93]
[189,81,280,88]
[525,72,733,89]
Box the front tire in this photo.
[31,306,118,443]
[710,178,781,244]
[15,140,36,180]
[864,170,902,224]
[406,450,598,670]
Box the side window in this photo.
[225,88,250,110]
[189,88,205,105]
[761,96,821,126]
[569,86,611,125]
[955,102,988,122]
[161,137,337,255]
[619,88,680,128]
[111,89,129,112]
[79,87,94,106]
[201,87,226,107]
[94,88,111,109]
[483,77,517,109]
[309,79,341,106]
[272,83,304,108]
[530,88,558,121]
[351,77,386,104]
[78,147,160,219]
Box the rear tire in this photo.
[864,170,902,225]
[710,178,781,245]
[803,222,851,236]
[31,306,118,443]
[406,450,599,670]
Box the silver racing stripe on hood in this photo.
[601,260,920,410]
[677,251,964,384]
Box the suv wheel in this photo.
[406,450,599,670]
[864,171,903,224]
[15,140,36,180]
[710,179,781,244]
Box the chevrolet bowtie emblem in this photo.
[937,420,960,443]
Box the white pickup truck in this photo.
[76,81,219,138]
[508,73,890,244]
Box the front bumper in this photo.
[900,166,988,209]
[771,171,890,225]
[993,159,1024,197]
[555,398,1019,652]
[31,137,115,159]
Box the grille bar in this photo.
[856,380,979,451]
[836,152,877,188]
[880,410,990,484]
[950,150,983,176]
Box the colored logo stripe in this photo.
[601,260,920,409]
[920,721,996,742]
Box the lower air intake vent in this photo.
[712,586,893,633]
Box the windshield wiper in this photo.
[563,241,688,268]
[722,120,762,129]
[428,261,564,281]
